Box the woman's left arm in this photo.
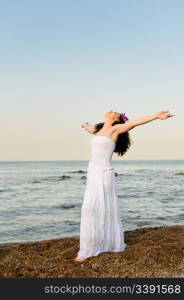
[114,110,175,134]
[81,122,96,134]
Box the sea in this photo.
[0,160,183,245]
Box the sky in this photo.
[0,0,183,161]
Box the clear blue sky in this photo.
[0,0,183,160]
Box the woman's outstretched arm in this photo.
[114,110,175,134]
[81,122,96,134]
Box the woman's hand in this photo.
[81,122,88,128]
[156,110,175,120]
[80,122,96,134]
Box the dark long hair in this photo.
[93,115,132,156]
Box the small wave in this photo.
[176,213,184,218]
[117,173,132,176]
[137,221,151,226]
[135,169,150,172]
[42,176,60,182]
[118,194,138,198]
[0,188,15,193]
[157,216,166,221]
[64,220,78,225]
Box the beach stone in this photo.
[175,172,184,175]
[71,170,86,173]
[59,175,71,180]
[62,204,75,209]
[80,176,87,179]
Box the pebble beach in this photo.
[0,225,183,278]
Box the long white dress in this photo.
[77,135,127,259]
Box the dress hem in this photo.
[77,243,127,259]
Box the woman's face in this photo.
[105,110,120,122]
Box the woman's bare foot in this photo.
[73,256,86,262]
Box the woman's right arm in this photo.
[114,110,175,134]
[81,122,96,134]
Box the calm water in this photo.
[0,160,183,245]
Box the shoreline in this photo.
[0,225,183,278]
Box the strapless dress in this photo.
[77,135,127,259]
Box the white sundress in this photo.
[77,135,127,259]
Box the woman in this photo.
[74,110,174,262]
